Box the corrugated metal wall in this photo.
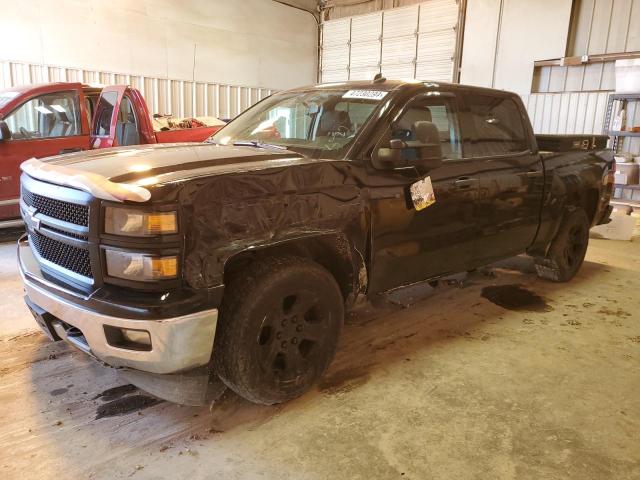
[568,0,640,56]
[0,60,275,120]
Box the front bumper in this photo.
[19,237,218,375]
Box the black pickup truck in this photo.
[18,79,614,405]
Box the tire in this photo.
[534,208,590,282]
[213,256,344,405]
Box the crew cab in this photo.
[18,79,614,406]
[0,83,223,225]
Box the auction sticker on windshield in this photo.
[342,90,388,101]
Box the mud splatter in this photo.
[481,284,552,312]
[318,366,371,395]
[50,388,68,396]
[95,395,162,420]
[93,384,137,402]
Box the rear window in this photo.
[461,94,529,157]
[92,91,118,136]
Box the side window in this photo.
[376,97,462,161]
[4,91,81,140]
[92,91,118,136]
[115,96,140,146]
[461,95,529,157]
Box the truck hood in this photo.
[43,143,318,185]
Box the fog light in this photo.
[121,328,151,346]
[104,325,152,351]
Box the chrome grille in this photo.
[29,230,93,278]
[22,188,89,226]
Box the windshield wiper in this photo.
[232,140,289,150]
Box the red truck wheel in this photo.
[213,256,344,405]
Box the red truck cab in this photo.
[0,83,222,225]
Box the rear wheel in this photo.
[534,208,590,282]
[214,256,344,405]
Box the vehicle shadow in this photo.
[20,254,609,450]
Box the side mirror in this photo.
[373,120,443,171]
[0,121,10,142]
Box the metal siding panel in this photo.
[532,93,544,133]
[566,93,580,133]
[593,92,609,134]
[575,92,589,133]
[558,93,571,134]
[583,92,598,133]
[415,60,453,82]
[601,61,616,90]
[322,18,351,46]
[588,0,614,54]
[607,0,633,52]
[627,0,640,50]
[565,65,586,92]
[418,0,458,33]
[321,69,349,82]
[321,44,350,71]
[548,66,567,93]
[416,29,456,63]
[382,5,418,38]
[550,94,562,133]
[349,66,381,80]
[350,40,381,68]
[381,35,416,68]
[381,63,416,79]
[537,66,552,93]
[542,95,554,134]
[582,63,604,91]
[351,12,382,42]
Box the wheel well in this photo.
[223,236,361,304]
[565,188,599,224]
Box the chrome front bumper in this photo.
[19,240,218,375]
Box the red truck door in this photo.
[0,85,89,221]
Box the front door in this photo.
[367,94,480,294]
[90,85,127,149]
[0,87,88,220]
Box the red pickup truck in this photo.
[0,83,223,226]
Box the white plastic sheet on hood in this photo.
[21,158,151,202]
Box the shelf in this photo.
[607,130,640,137]
[609,93,640,101]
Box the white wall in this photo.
[460,0,573,95]
[0,0,317,90]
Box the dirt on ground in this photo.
[0,239,638,479]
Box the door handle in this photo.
[453,177,478,189]
[525,170,543,178]
[59,148,82,154]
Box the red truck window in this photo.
[93,91,118,136]
[4,91,81,139]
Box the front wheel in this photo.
[213,256,344,405]
[534,208,590,282]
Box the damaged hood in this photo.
[40,143,319,186]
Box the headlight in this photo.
[105,207,178,237]
[105,249,178,281]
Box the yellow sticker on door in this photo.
[410,176,436,211]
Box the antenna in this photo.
[373,73,386,83]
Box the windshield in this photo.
[208,88,386,159]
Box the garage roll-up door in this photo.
[321,0,462,83]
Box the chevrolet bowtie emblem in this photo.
[25,205,40,231]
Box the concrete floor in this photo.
[0,236,638,479]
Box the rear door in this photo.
[458,92,544,265]
[90,85,127,149]
[0,86,88,220]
